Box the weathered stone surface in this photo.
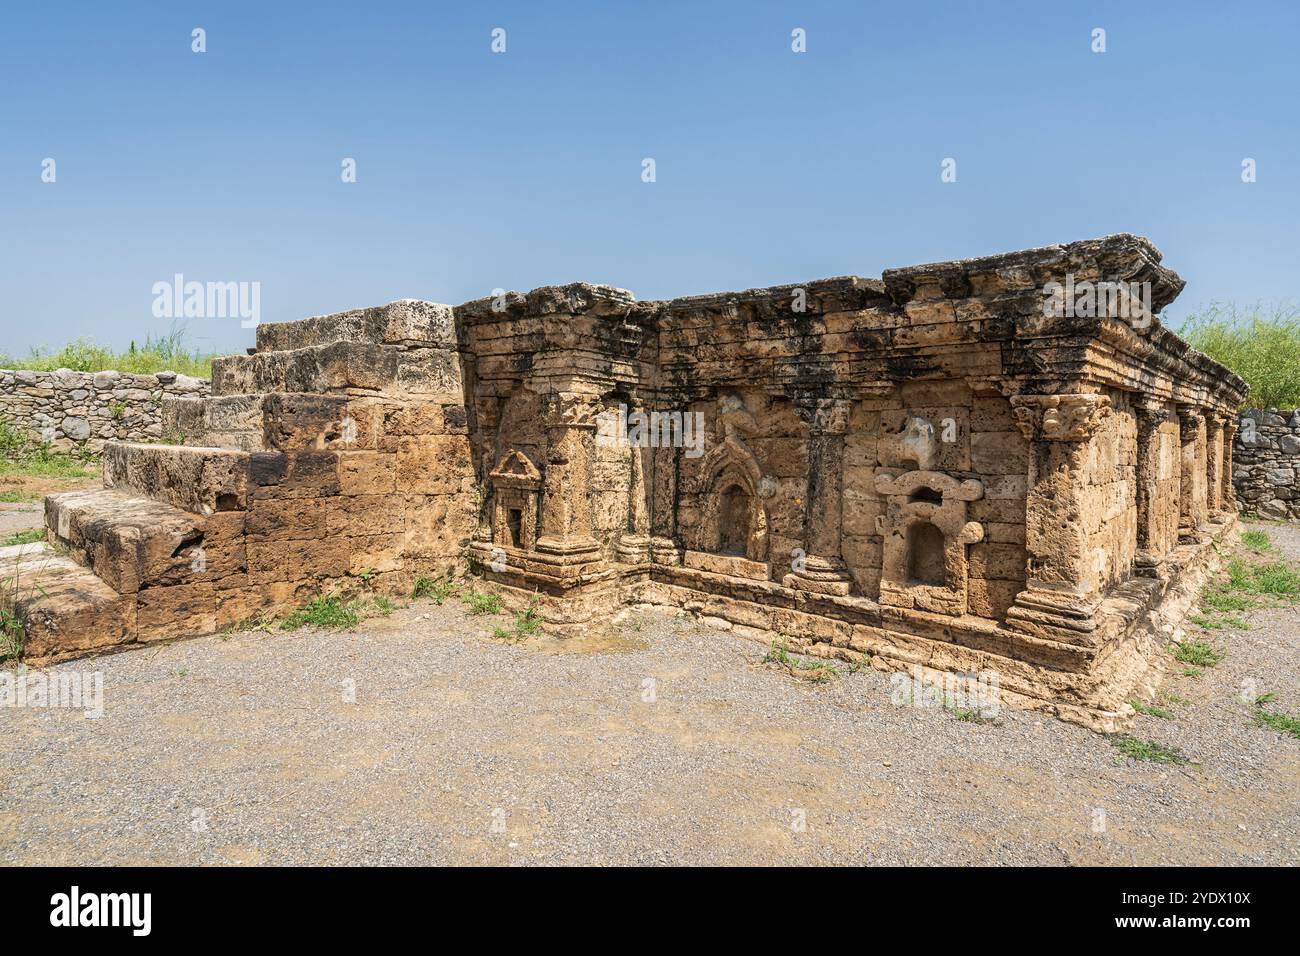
[1234,408,1300,518]
[11,236,1252,734]
[0,369,208,452]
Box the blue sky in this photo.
[2,0,1297,357]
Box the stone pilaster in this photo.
[647,404,683,565]
[1205,411,1226,515]
[534,392,602,560]
[1133,398,1172,578]
[1005,394,1111,641]
[1177,406,1208,542]
[616,410,653,564]
[472,397,501,544]
[785,398,853,596]
[1221,416,1238,510]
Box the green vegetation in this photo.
[412,574,457,604]
[463,589,504,616]
[1253,706,1300,738]
[1131,700,1173,719]
[1240,529,1273,551]
[1,549,53,661]
[0,418,99,480]
[763,638,840,683]
[492,597,543,643]
[1178,302,1300,409]
[0,325,219,379]
[1,530,44,548]
[1110,734,1192,765]
[247,591,404,633]
[1173,638,1223,668]
[1188,546,1300,634]
[1226,556,1300,597]
[280,595,361,631]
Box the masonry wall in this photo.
[1085,390,1139,593]
[0,368,209,451]
[1234,408,1300,519]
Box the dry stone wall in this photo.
[1234,408,1300,519]
[0,368,209,451]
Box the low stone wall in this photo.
[1234,408,1300,519]
[0,368,210,452]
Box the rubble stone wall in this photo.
[0,368,209,451]
[1234,408,1300,519]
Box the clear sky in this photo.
[2,0,1297,357]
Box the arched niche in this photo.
[874,467,985,617]
[701,458,769,564]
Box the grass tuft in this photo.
[763,638,840,683]
[1110,734,1192,765]
[491,596,544,643]
[280,595,361,631]
[1131,700,1173,720]
[1240,529,1273,551]
[463,590,504,616]
[1,529,44,548]
[412,574,457,604]
[1173,638,1223,668]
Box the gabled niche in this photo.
[489,449,542,551]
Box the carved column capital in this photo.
[543,392,602,430]
[1134,397,1173,425]
[1010,394,1111,442]
[1176,405,1205,440]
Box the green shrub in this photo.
[1177,302,1300,409]
[0,324,220,380]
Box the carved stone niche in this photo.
[489,450,542,551]
[873,469,985,616]
[687,427,775,576]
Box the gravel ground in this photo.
[0,503,42,539]
[1,522,1297,866]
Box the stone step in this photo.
[102,442,251,515]
[254,299,455,353]
[0,546,136,664]
[44,489,217,595]
[211,340,463,402]
[162,394,266,451]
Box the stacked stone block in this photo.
[0,369,208,451]
[1234,408,1300,519]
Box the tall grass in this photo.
[0,323,218,379]
[1177,302,1300,410]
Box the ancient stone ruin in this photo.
[1,234,1247,730]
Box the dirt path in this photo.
[1,523,1296,865]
